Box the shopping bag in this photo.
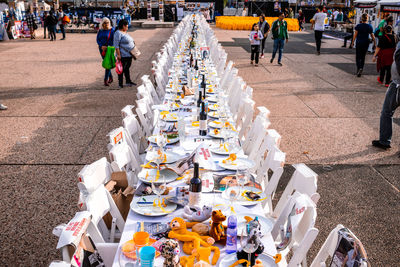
[115,60,123,75]
[130,45,141,60]
[101,46,116,69]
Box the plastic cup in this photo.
[139,246,156,267]
[133,232,150,248]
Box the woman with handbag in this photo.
[113,19,136,89]
[373,25,397,87]
[97,18,115,86]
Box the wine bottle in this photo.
[202,74,206,97]
[197,91,203,108]
[189,162,202,206]
[199,102,207,136]
[194,59,198,71]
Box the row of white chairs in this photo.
[50,14,367,267]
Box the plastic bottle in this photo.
[226,215,237,254]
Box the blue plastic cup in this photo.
[139,246,156,267]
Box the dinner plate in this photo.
[218,158,256,171]
[138,168,179,184]
[218,252,277,267]
[208,120,223,128]
[131,195,177,216]
[209,129,237,139]
[148,135,180,145]
[161,113,178,122]
[145,150,183,164]
[208,111,220,119]
[208,104,219,111]
[206,96,218,103]
[222,186,267,206]
[209,143,240,155]
[152,104,179,112]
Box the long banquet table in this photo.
[112,15,286,267]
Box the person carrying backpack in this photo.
[270,12,289,66]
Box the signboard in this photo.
[381,5,400,13]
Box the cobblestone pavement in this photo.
[0,26,398,266]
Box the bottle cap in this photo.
[228,215,237,228]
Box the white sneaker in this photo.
[0,104,8,110]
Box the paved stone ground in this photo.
[0,26,398,266]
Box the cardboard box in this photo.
[103,171,134,229]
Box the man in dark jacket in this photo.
[270,12,289,66]
[372,41,400,151]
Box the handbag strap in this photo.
[106,29,111,46]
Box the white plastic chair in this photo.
[136,97,155,137]
[121,105,135,119]
[109,142,139,186]
[123,114,147,154]
[311,225,369,267]
[53,211,119,265]
[256,146,286,216]
[273,163,319,219]
[271,192,319,267]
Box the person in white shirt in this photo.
[333,9,339,21]
[311,7,327,55]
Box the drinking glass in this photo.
[236,168,250,199]
[224,179,239,217]
[151,175,166,211]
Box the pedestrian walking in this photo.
[249,23,263,67]
[258,14,270,59]
[97,18,115,87]
[351,13,376,77]
[114,19,136,89]
[311,7,327,55]
[298,10,305,31]
[57,7,66,40]
[372,42,400,150]
[373,25,397,87]
[43,12,49,39]
[0,102,7,110]
[270,12,289,66]
[342,23,354,48]
[46,11,57,41]
[25,7,37,39]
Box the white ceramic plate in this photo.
[152,104,178,112]
[145,151,183,164]
[218,252,277,267]
[161,113,179,122]
[131,195,177,216]
[209,104,219,111]
[206,96,218,103]
[148,135,180,145]
[208,120,222,128]
[209,143,240,155]
[138,168,179,184]
[209,129,237,139]
[222,186,266,206]
[208,111,220,119]
[218,158,255,171]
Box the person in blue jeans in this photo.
[372,42,400,151]
[351,13,376,77]
[270,12,289,66]
[97,17,115,86]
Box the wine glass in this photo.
[156,132,167,154]
[151,175,166,212]
[236,167,250,200]
[224,179,239,217]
